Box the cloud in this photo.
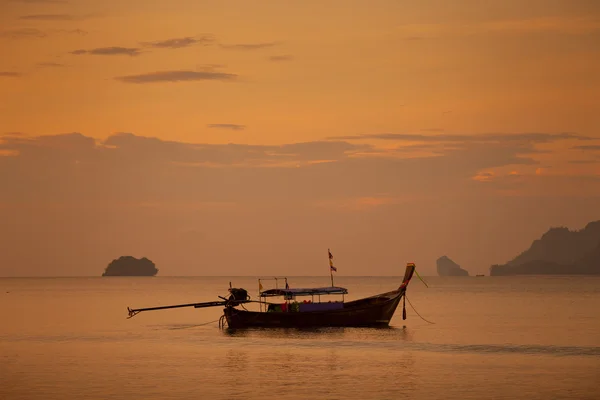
[141,35,215,49]
[1,132,594,207]
[568,160,599,164]
[220,41,281,50]
[0,28,86,39]
[0,28,47,39]
[0,132,367,171]
[327,132,597,187]
[19,14,76,21]
[1,131,598,277]
[55,29,87,35]
[1,132,585,170]
[572,145,600,151]
[1,132,26,136]
[268,55,293,62]
[36,62,65,68]
[207,124,246,131]
[70,47,141,56]
[0,72,22,78]
[472,171,495,182]
[11,0,68,3]
[331,132,586,143]
[115,70,237,84]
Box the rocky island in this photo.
[102,256,158,276]
[436,256,469,276]
[490,221,600,275]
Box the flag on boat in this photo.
[329,249,337,272]
[259,280,263,292]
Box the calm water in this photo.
[1,276,599,400]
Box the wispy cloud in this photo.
[1,132,26,136]
[568,160,599,164]
[1,132,593,190]
[37,62,65,68]
[115,70,238,84]
[207,124,246,131]
[331,132,586,143]
[0,72,22,78]
[0,28,86,39]
[70,47,141,56]
[572,145,600,151]
[55,29,87,35]
[11,0,68,3]
[141,35,215,49]
[220,41,281,50]
[0,28,46,39]
[268,54,293,62]
[19,14,77,21]
[472,171,495,182]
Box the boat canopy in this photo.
[260,286,348,297]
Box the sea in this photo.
[1,275,599,400]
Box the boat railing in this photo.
[257,277,288,312]
[256,287,347,312]
[257,276,288,290]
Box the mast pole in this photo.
[329,248,334,287]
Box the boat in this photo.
[127,261,418,329]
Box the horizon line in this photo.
[0,274,435,279]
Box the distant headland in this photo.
[436,256,469,276]
[490,221,600,276]
[102,256,158,277]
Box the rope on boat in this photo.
[413,269,429,288]
[165,318,224,330]
[197,318,223,327]
[172,315,230,329]
[405,295,435,324]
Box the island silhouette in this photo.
[102,256,159,276]
[436,256,469,276]
[490,220,600,275]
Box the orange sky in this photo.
[1,0,599,276]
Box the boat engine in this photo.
[228,287,249,301]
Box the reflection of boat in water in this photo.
[127,262,417,329]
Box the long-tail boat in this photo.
[127,262,417,329]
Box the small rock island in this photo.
[490,220,600,275]
[436,256,469,276]
[102,256,158,277]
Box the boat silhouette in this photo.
[127,262,417,329]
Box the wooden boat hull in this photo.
[223,289,405,329]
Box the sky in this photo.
[1,0,599,277]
